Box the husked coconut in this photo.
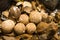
[26,23,36,34]
[30,10,42,24]
[19,14,29,25]
[37,22,49,33]
[1,20,15,33]
[9,6,21,19]
[14,23,26,34]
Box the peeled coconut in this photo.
[14,23,26,34]
[37,22,49,33]
[23,1,32,8]
[30,10,42,24]
[1,20,15,33]
[19,14,29,25]
[26,23,36,34]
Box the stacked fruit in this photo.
[0,1,59,40]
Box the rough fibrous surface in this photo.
[26,23,36,34]
[0,0,59,40]
[14,23,26,34]
[2,20,15,33]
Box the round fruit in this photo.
[37,22,49,33]
[26,23,36,34]
[1,20,15,33]
[19,14,29,25]
[30,10,42,24]
[9,6,21,19]
[14,23,26,34]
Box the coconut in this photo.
[1,20,15,33]
[26,23,36,34]
[23,1,32,8]
[16,2,23,6]
[14,23,26,34]
[30,10,42,24]
[19,14,29,25]
[37,22,49,33]
[49,22,58,31]
[9,6,21,19]
[23,1,32,14]
[2,10,9,17]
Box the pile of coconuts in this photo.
[0,0,59,40]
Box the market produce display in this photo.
[0,0,60,40]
